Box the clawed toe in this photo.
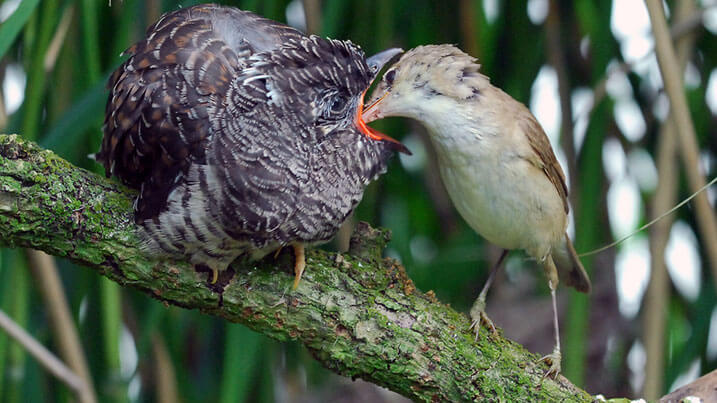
[537,348,562,379]
[469,309,497,341]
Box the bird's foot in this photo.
[194,264,220,285]
[538,347,562,379]
[469,299,497,341]
[291,243,306,290]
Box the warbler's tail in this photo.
[553,234,591,293]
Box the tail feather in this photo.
[552,234,591,293]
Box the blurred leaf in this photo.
[0,250,10,397]
[40,77,106,161]
[219,325,264,403]
[20,0,59,141]
[0,0,41,60]
[2,252,31,403]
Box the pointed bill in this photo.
[354,48,410,155]
[357,89,411,155]
[366,48,403,77]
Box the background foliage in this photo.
[0,0,715,401]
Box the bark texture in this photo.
[0,134,592,402]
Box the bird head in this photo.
[255,36,410,154]
[363,44,489,124]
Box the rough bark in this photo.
[0,134,592,402]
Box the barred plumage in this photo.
[96,4,407,285]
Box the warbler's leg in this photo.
[538,257,562,378]
[469,249,508,340]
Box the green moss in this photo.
[0,134,596,402]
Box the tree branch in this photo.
[0,134,591,402]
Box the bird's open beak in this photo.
[357,90,410,155]
[361,89,389,123]
[355,48,409,155]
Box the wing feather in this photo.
[97,5,302,222]
[519,116,569,214]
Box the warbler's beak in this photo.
[361,88,389,123]
[357,89,411,155]
[366,48,403,77]
[355,48,409,155]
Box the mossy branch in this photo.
[0,134,591,402]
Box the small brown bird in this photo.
[95,4,408,287]
[363,44,590,377]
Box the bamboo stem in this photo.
[645,0,717,286]
[0,309,92,402]
[26,250,97,403]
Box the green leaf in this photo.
[40,77,106,161]
[0,0,41,61]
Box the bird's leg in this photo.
[291,243,306,290]
[469,249,508,340]
[195,264,219,284]
[538,257,562,378]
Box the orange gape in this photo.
[356,90,409,154]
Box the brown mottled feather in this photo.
[519,117,569,214]
[98,5,305,221]
[95,4,402,274]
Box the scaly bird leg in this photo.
[538,257,562,378]
[469,249,508,340]
[292,243,306,290]
[196,264,219,284]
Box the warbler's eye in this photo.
[384,69,396,86]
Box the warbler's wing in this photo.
[519,113,569,214]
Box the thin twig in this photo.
[302,0,321,35]
[27,250,97,403]
[459,0,478,57]
[646,0,717,284]
[0,309,88,398]
[579,176,717,257]
[545,0,578,195]
[576,5,711,127]
[152,334,179,403]
[643,2,698,398]
[43,5,74,73]
[643,120,677,400]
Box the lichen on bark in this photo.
[0,134,592,402]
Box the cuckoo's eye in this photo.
[329,95,349,114]
[318,91,352,124]
[384,69,396,86]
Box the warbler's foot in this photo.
[210,268,219,284]
[469,298,497,340]
[538,347,562,379]
[292,243,306,290]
